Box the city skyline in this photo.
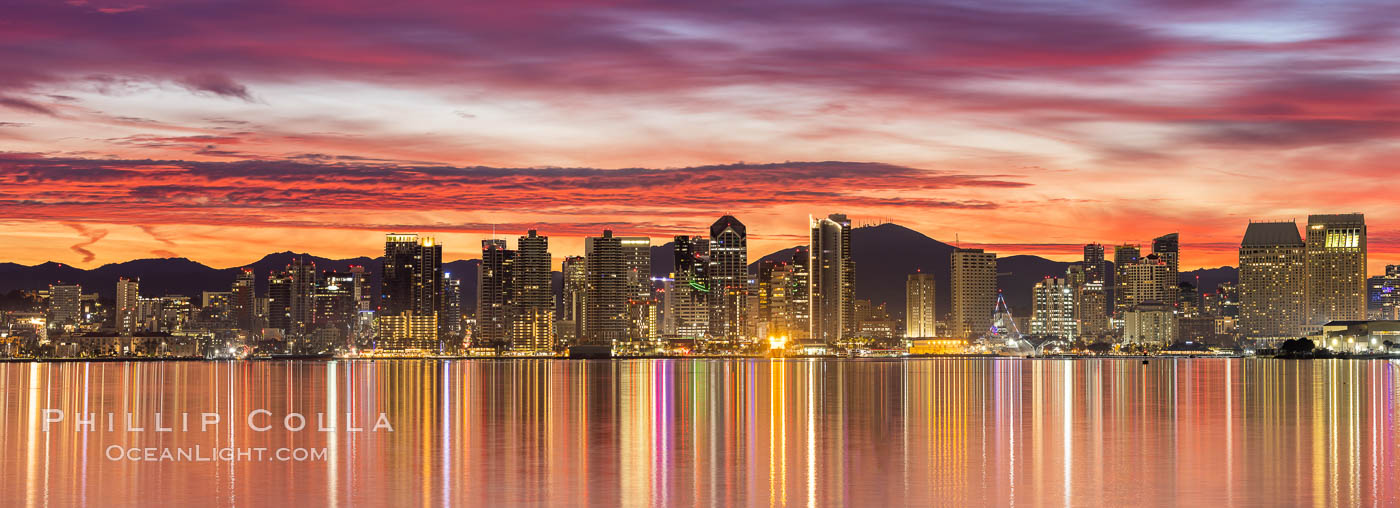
[3,1,1399,271]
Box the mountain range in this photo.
[0,223,1236,319]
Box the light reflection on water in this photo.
[0,359,1396,506]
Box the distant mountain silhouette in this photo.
[1,222,1237,321]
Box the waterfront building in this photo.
[950,248,997,339]
[512,230,554,353]
[477,238,514,348]
[231,268,256,332]
[1305,214,1367,327]
[708,216,749,344]
[1030,276,1076,341]
[1123,302,1176,346]
[116,277,140,335]
[581,231,627,354]
[1238,221,1306,340]
[380,233,443,350]
[810,214,854,344]
[905,272,936,338]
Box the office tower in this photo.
[581,230,627,354]
[1238,221,1306,339]
[950,248,997,339]
[1305,214,1367,326]
[758,259,796,340]
[810,214,854,344]
[512,230,555,353]
[116,277,140,335]
[477,238,514,348]
[1123,303,1176,346]
[560,255,586,343]
[666,236,710,339]
[1112,244,1141,316]
[708,215,748,343]
[1030,276,1076,340]
[313,270,357,350]
[618,236,652,300]
[231,268,256,331]
[1123,255,1170,306]
[1077,281,1109,338]
[1152,233,1180,302]
[1082,243,1107,284]
[349,265,371,311]
[380,233,443,350]
[267,270,292,333]
[287,257,317,336]
[786,246,811,341]
[1366,265,1400,319]
[442,275,462,340]
[48,284,82,328]
[905,272,936,338]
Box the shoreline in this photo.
[3,354,1396,363]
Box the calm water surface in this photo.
[1,359,1397,506]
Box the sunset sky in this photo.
[2,0,1398,272]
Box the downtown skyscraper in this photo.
[381,233,443,350]
[512,230,554,353]
[1305,213,1367,327]
[477,238,514,348]
[665,235,710,339]
[708,215,748,344]
[580,230,627,356]
[1112,244,1141,317]
[950,248,997,339]
[1238,221,1306,339]
[905,272,936,338]
[809,214,853,345]
[116,277,140,335]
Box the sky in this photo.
[1,0,1398,272]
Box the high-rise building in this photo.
[1305,214,1366,327]
[512,230,554,353]
[617,236,652,342]
[666,236,710,339]
[1367,265,1400,320]
[1112,244,1141,317]
[313,270,357,349]
[116,277,140,335]
[1152,233,1180,303]
[757,260,788,340]
[905,272,936,338]
[1030,276,1075,340]
[267,270,292,333]
[708,216,748,343]
[442,274,462,340]
[1238,221,1306,339]
[560,255,586,343]
[477,238,514,348]
[231,268,257,331]
[809,214,854,344]
[1077,281,1109,338]
[950,248,997,339]
[581,230,627,354]
[48,284,82,328]
[786,246,811,342]
[1082,243,1107,284]
[380,233,443,350]
[288,257,317,337]
[1123,255,1170,306]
